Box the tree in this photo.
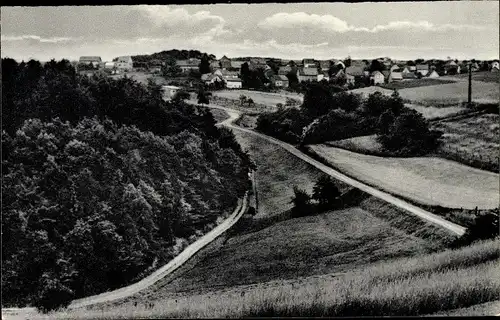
[312,176,341,210]
[369,59,385,73]
[239,94,247,106]
[199,53,211,75]
[162,57,182,78]
[302,82,334,117]
[172,90,191,102]
[451,210,499,248]
[291,186,312,217]
[240,62,251,87]
[197,87,210,105]
[344,56,352,68]
[33,273,74,313]
[247,98,254,107]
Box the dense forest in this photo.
[1,58,252,311]
[256,82,442,156]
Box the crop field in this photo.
[397,80,499,106]
[27,239,499,318]
[441,71,500,84]
[306,144,499,209]
[432,113,499,172]
[213,89,303,108]
[381,78,456,90]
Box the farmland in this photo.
[441,71,500,83]
[381,78,456,90]
[212,89,303,108]
[432,113,499,172]
[306,144,499,209]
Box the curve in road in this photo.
[2,193,248,317]
[208,104,466,236]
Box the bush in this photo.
[452,210,499,248]
[33,273,74,313]
[290,186,313,218]
[312,176,341,210]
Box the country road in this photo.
[2,193,248,318]
[206,103,466,236]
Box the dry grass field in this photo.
[235,130,350,218]
[209,108,230,123]
[213,89,303,108]
[25,239,499,318]
[397,80,499,106]
[441,71,500,84]
[381,78,456,90]
[306,144,499,209]
[432,113,499,172]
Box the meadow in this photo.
[213,89,303,108]
[381,78,455,90]
[441,71,500,83]
[306,144,499,209]
[25,239,499,318]
[432,113,499,172]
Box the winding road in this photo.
[2,193,248,318]
[208,103,466,236]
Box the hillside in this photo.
[1,58,252,311]
[131,49,215,63]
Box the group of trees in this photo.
[240,62,270,89]
[256,81,442,156]
[291,176,341,218]
[2,58,253,311]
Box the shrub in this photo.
[290,186,313,218]
[312,176,341,210]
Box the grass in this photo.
[441,71,500,84]
[213,89,303,108]
[234,113,259,129]
[380,78,456,90]
[397,80,499,106]
[209,108,230,123]
[432,113,499,173]
[26,239,500,318]
[234,130,352,218]
[306,144,499,209]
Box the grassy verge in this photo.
[33,239,499,318]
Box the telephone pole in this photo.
[468,61,472,107]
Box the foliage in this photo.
[1,58,252,311]
[197,87,210,105]
[172,89,191,102]
[162,57,182,78]
[290,186,313,218]
[199,54,211,75]
[452,210,499,248]
[312,176,341,210]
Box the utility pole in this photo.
[468,61,472,107]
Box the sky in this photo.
[1,2,499,62]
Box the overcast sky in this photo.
[1,2,499,62]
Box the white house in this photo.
[416,64,429,76]
[115,56,133,71]
[162,85,181,101]
[427,70,440,78]
[226,78,243,89]
[491,61,500,71]
[370,71,385,85]
[104,61,116,69]
[79,56,102,67]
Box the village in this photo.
[75,54,500,100]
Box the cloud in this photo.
[258,12,486,33]
[1,35,75,43]
[136,5,225,27]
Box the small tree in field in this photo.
[312,176,341,210]
[239,95,247,106]
[247,98,255,107]
[172,90,191,102]
[291,186,312,217]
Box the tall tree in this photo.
[199,53,211,75]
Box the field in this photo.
[25,239,499,318]
[381,78,456,90]
[235,131,349,217]
[441,71,500,84]
[109,71,167,86]
[209,108,230,123]
[14,130,497,319]
[397,80,499,106]
[432,113,499,172]
[306,144,499,209]
[213,89,303,108]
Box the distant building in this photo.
[220,55,232,69]
[302,58,316,68]
[221,70,239,79]
[176,58,200,73]
[104,61,116,69]
[416,64,429,76]
[297,67,318,82]
[317,72,330,82]
[271,75,289,88]
[79,56,102,67]
[491,61,499,72]
[427,70,440,78]
[115,56,133,71]
[210,60,221,71]
[230,60,246,70]
[162,85,181,101]
[370,71,385,85]
[388,71,403,82]
[278,66,292,75]
[319,60,331,72]
[225,78,243,89]
[402,72,417,80]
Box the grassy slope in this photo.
[213,89,303,108]
[209,108,230,123]
[306,144,499,209]
[34,239,499,319]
